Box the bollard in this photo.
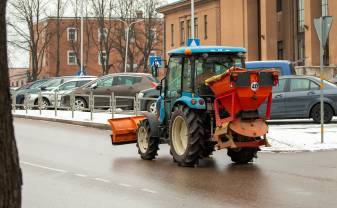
[110,92,114,119]
[134,94,139,116]
[54,90,58,117]
[12,93,16,113]
[25,93,28,114]
[71,92,74,119]
[38,90,42,115]
[90,90,93,121]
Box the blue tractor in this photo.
[109,46,278,166]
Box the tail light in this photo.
[199,99,205,105]
[150,82,158,89]
[272,73,279,86]
[230,73,238,87]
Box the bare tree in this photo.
[91,0,118,75]
[8,0,52,81]
[67,0,93,73]
[55,0,67,76]
[134,0,163,72]
[0,0,23,207]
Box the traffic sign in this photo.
[187,38,200,47]
[314,16,333,48]
[149,56,162,67]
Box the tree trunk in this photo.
[0,1,23,208]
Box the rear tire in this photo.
[227,148,258,164]
[136,119,159,160]
[311,103,333,124]
[169,105,204,167]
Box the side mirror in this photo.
[40,86,47,91]
[90,83,98,89]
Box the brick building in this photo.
[158,0,337,67]
[9,68,28,88]
[32,16,163,78]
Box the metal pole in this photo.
[110,92,114,119]
[191,0,195,39]
[124,25,129,73]
[54,90,58,117]
[12,93,16,113]
[320,41,324,144]
[71,92,74,119]
[80,0,84,75]
[25,93,28,114]
[135,93,139,116]
[38,90,42,115]
[90,90,93,121]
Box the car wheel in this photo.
[35,98,50,110]
[146,100,157,114]
[74,97,88,111]
[311,103,334,124]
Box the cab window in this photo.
[167,57,182,95]
[97,77,113,87]
[182,58,192,92]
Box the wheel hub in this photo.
[172,116,188,156]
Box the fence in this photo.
[11,90,157,121]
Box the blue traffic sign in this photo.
[149,56,162,67]
[187,38,200,47]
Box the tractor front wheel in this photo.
[227,148,258,164]
[169,105,204,167]
[136,119,159,160]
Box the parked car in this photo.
[246,60,296,75]
[259,75,337,123]
[138,88,160,113]
[330,74,337,85]
[14,76,95,106]
[14,79,51,105]
[61,73,159,110]
[27,77,97,109]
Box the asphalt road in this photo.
[14,118,337,208]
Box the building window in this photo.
[67,51,77,65]
[204,15,208,39]
[171,24,174,46]
[98,28,108,42]
[297,0,305,32]
[277,41,284,60]
[67,28,77,42]
[180,21,185,46]
[194,18,198,38]
[187,19,191,39]
[322,0,328,16]
[277,0,283,12]
[98,51,107,65]
[16,81,19,87]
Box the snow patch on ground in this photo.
[13,110,337,152]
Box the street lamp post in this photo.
[115,19,144,73]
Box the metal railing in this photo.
[11,90,158,121]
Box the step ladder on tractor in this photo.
[108,45,279,167]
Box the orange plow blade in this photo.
[108,116,145,144]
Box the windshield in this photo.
[42,78,63,88]
[29,80,49,89]
[195,53,245,86]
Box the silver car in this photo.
[259,75,337,123]
[27,77,96,109]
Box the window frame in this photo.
[98,51,107,65]
[67,50,77,65]
[67,27,77,42]
[98,28,108,42]
[204,15,208,39]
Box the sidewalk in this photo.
[12,110,337,152]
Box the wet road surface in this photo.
[14,118,337,208]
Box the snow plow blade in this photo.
[108,116,145,145]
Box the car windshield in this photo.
[29,80,49,89]
[42,78,63,88]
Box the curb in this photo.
[13,114,111,130]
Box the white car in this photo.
[27,77,97,109]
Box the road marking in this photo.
[140,188,157,194]
[73,173,88,178]
[93,178,110,183]
[118,183,132,188]
[21,161,67,173]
